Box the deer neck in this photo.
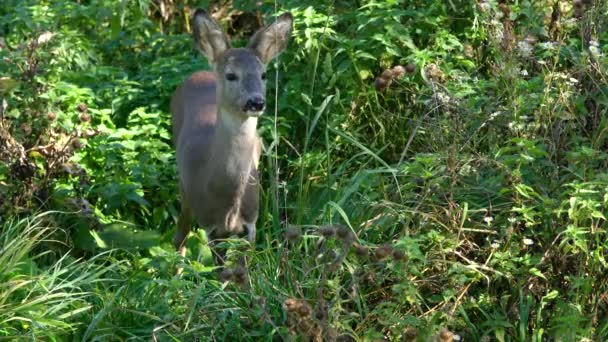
[217,105,258,138]
[211,106,258,181]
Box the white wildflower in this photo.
[539,42,556,50]
[478,2,491,12]
[489,111,501,120]
[589,45,602,58]
[517,40,533,57]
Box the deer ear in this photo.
[247,12,293,64]
[192,9,230,63]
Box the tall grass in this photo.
[0,0,607,340]
[0,213,105,339]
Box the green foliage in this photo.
[0,213,119,339]
[1,0,608,340]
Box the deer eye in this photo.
[261,72,267,80]
[225,73,238,81]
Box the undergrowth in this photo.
[0,0,607,340]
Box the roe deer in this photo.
[171,9,293,266]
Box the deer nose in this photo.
[244,97,265,112]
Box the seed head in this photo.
[425,63,444,82]
[392,249,407,261]
[71,138,83,149]
[336,225,352,241]
[392,65,406,78]
[283,298,299,312]
[405,63,416,74]
[77,103,88,113]
[403,327,418,341]
[285,227,301,241]
[374,244,392,260]
[319,225,336,238]
[47,112,57,121]
[79,113,91,123]
[219,269,233,282]
[463,44,474,58]
[354,244,368,257]
[232,265,247,284]
[314,304,327,321]
[380,69,394,80]
[375,77,391,92]
[20,123,32,135]
[439,328,453,341]
[297,303,312,317]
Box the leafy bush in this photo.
[0,0,607,340]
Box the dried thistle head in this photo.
[71,138,83,149]
[438,328,453,342]
[283,298,312,319]
[232,265,247,284]
[354,243,368,257]
[463,44,474,58]
[314,302,329,322]
[336,225,353,241]
[77,102,88,113]
[425,63,444,82]
[319,225,336,238]
[405,63,416,74]
[283,298,299,312]
[285,226,302,242]
[403,327,418,341]
[392,249,407,261]
[20,123,32,135]
[374,244,393,260]
[297,302,312,317]
[375,77,388,92]
[392,65,406,78]
[219,268,233,282]
[79,113,91,123]
[381,68,394,80]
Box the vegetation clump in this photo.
[0,0,607,340]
